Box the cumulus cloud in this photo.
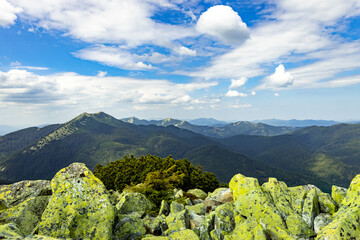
[274,93,279,97]
[196,5,250,45]
[225,90,247,97]
[188,0,360,91]
[229,77,247,89]
[0,69,217,109]
[261,64,294,89]
[0,0,21,27]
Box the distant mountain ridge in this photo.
[121,117,297,137]
[253,119,340,127]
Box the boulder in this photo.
[113,214,146,240]
[170,201,184,214]
[314,213,332,234]
[316,175,360,239]
[288,186,308,215]
[204,188,233,210]
[0,222,23,239]
[169,229,199,240]
[116,192,155,217]
[213,202,235,239]
[142,236,169,240]
[185,198,193,206]
[285,214,315,238]
[159,200,170,216]
[38,163,115,239]
[0,195,50,235]
[199,211,215,240]
[0,180,51,208]
[302,188,320,229]
[224,218,267,240]
[229,174,293,239]
[186,203,206,216]
[150,214,168,236]
[165,209,190,235]
[175,190,184,199]
[187,189,207,200]
[317,191,337,214]
[331,185,347,207]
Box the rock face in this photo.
[2,162,360,239]
[38,163,116,239]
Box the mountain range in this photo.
[1,112,360,192]
[121,117,297,137]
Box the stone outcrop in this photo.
[2,162,360,239]
[38,163,116,239]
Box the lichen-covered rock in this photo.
[165,209,190,235]
[316,175,360,239]
[288,186,308,215]
[189,211,204,229]
[213,202,235,239]
[38,162,115,239]
[159,200,170,216]
[116,192,155,217]
[224,218,267,240]
[175,190,184,199]
[169,229,199,240]
[170,201,184,214]
[114,214,146,240]
[286,214,315,238]
[0,195,50,235]
[317,190,337,214]
[302,188,320,228]
[262,178,294,217]
[204,188,233,211]
[0,180,51,208]
[186,203,206,216]
[150,214,168,236]
[199,211,215,240]
[229,174,294,239]
[142,236,169,240]
[24,235,64,239]
[185,198,192,206]
[314,213,332,234]
[187,189,207,200]
[331,185,347,207]
[0,222,23,239]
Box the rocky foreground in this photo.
[0,163,358,239]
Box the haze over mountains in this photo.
[1,112,360,192]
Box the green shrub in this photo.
[94,154,219,207]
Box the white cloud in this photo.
[10,61,48,70]
[229,77,247,89]
[258,64,294,90]
[0,0,21,27]
[9,0,194,47]
[73,45,153,70]
[227,103,252,109]
[196,5,250,45]
[274,93,279,97]
[225,90,247,97]
[174,46,197,56]
[250,91,256,96]
[97,71,107,77]
[188,0,360,90]
[0,69,217,109]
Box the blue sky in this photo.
[1,0,360,126]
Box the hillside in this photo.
[121,117,297,137]
[0,112,300,186]
[253,119,339,127]
[220,124,360,191]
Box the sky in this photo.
[1,0,360,126]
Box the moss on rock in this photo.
[38,162,115,240]
[113,214,146,240]
[116,192,155,217]
[331,185,347,207]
